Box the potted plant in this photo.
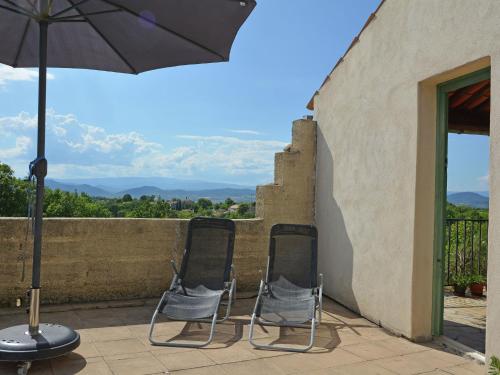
[450,274,470,296]
[470,274,486,297]
[489,356,500,375]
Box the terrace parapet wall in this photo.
[0,119,317,307]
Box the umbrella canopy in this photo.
[0,1,255,369]
[0,0,255,73]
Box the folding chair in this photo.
[249,224,323,352]
[149,217,236,348]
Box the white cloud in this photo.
[228,129,261,135]
[0,136,31,159]
[0,110,286,184]
[0,64,55,86]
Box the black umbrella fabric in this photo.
[0,0,255,72]
[0,1,255,372]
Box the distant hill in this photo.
[53,177,253,193]
[117,187,255,202]
[447,192,489,209]
[46,180,111,197]
[45,179,255,202]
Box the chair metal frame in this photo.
[248,224,323,352]
[149,218,236,348]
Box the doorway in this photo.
[432,67,490,354]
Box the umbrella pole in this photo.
[28,19,48,337]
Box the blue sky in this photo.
[0,0,489,190]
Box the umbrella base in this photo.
[0,323,80,364]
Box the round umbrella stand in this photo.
[0,324,80,374]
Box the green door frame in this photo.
[432,66,491,336]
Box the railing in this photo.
[444,218,488,285]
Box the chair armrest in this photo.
[171,260,179,276]
[168,260,182,292]
[317,273,323,295]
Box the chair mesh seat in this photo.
[161,290,223,320]
[260,294,315,325]
[269,276,314,300]
[258,276,315,324]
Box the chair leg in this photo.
[218,279,235,322]
[249,315,317,352]
[149,310,219,348]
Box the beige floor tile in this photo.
[172,364,228,374]
[94,338,149,356]
[139,336,199,353]
[153,349,215,371]
[84,326,135,342]
[65,342,100,360]
[376,337,431,356]
[405,350,468,368]
[334,362,398,375]
[341,341,399,360]
[334,331,370,347]
[221,358,288,375]
[52,357,112,375]
[132,321,186,339]
[263,349,363,374]
[127,324,154,339]
[0,360,54,375]
[345,326,395,341]
[202,341,259,364]
[105,352,166,375]
[247,345,295,358]
[442,362,486,374]
[75,329,95,343]
[374,350,469,375]
[374,354,446,375]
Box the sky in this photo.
[0,0,489,191]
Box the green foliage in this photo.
[0,162,255,219]
[122,194,132,202]
[447,203,488,220]
[469,274,486,285]
[450,274,473,288]
[445,202,489,284]
[196,198,213,210]
[0,162,29,217]
[45,189,112,217]
[224,197,235,208]
[489,356,500,375]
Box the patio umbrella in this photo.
[0,0,255,372]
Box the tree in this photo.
[0,162,29,217]
[122,193,133,202]
[196,198,213,210]
[237,203,250,215]
[224,198,235,207]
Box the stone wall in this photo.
[0,119,316,307]
[256,118,316,228]
[0,218,265,306]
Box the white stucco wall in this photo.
[313,0,500,358]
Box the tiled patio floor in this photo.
[443,293,486,353]
[0,297,484,375]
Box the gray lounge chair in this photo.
[249,224,323,352]
[149,217,236,348]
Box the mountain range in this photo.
[45,177,256,202]
[447,192,489,209]
[45,178,489,207]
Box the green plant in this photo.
[489,356,500,375]
[450,274,473,288]
[469,274,486,285]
